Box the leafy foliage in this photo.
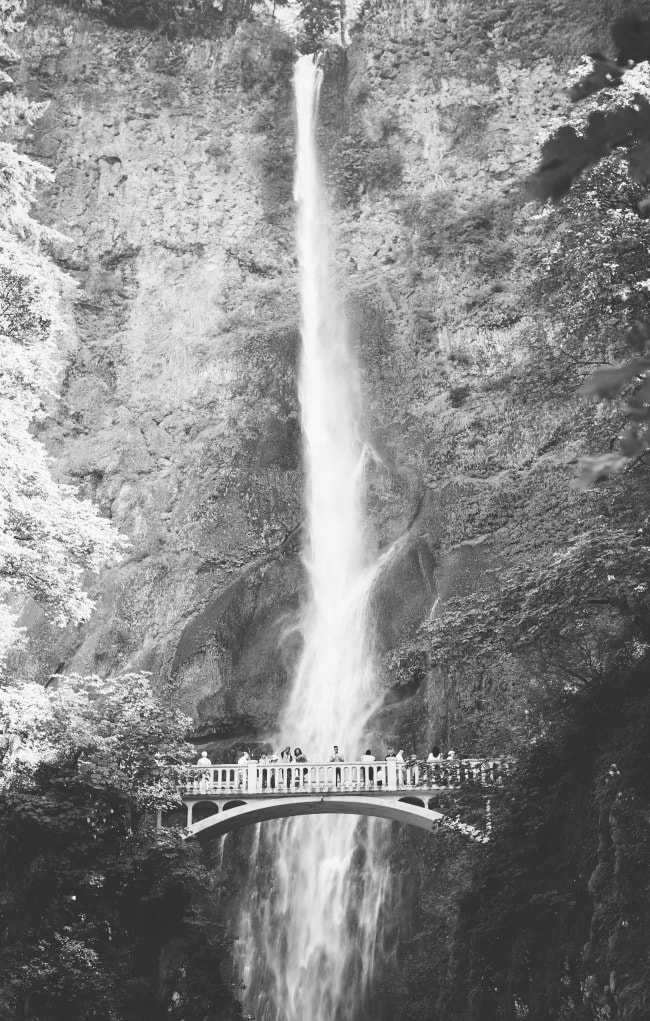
[296,0,339,52]
[424,521,650,681]
[444,660,650,1021]
[326,131,403,204]
[0,673,241,1021]
[49,0,262,36]
[0,255,128,653]
[530,98,650,203]
[0,3,126,671]
[572,321,650,489]
[528,14,650,205]
[527,25,650,488]
[0,672,194,803]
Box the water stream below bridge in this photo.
[234,54,393,1021]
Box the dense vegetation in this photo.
[0,674,242,1020]
[0,0,126,674]
[47,0,341,46]
[370,658,650,1021]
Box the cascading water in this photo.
[235,55,392,1021]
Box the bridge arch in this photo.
[398,796,425,809]
[183,795,487,843]
[191,801,220,822]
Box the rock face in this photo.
[12,0,632,750]
[16,7,306,737]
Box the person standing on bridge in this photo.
[259,752,269,789]
[280,746,293,789]
[360,748,375,787]
[197,750,211,793]
[427,746,442,784]
[394,749,405,785]
[294,747,308,788]
[237,751,250,790]
[329,745,344,787]
[446,748,459,785]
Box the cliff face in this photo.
[15,6,305,736]
[12,0,636,752]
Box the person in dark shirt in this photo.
[294,747,308,788]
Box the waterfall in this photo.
[235,55,391,1021]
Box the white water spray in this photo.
[236,55,391,1020]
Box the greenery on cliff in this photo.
[49,0,343,48]
[376,657,650,1021]
[378,16,650,1018]
[0,673,242,1020]
[0,0,126,674]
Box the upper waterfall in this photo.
[284,53,381,758]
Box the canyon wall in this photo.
[12,0,635,756]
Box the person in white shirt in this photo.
[427,746,442,783]
[196,750,211,793]
[329,745,344,786]
[258,752,269,789]
[237,751,250,789]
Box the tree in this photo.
[446,659,650,1021]
[0,673,242,1021]
[0,3,127,672]
[271,0,290,17]
[528,21,650,488]
[0,672,194,802]
[296,0,339,51]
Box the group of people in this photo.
[194,745,458,770]
[191,742,464,794]
[192,743,457,780]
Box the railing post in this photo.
[386,759,397,791]
[247,760,258,794]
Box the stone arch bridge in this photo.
[161,759,510,843]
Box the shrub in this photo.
[47,0,258,36]
[326,132,403,204]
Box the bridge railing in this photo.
[179,758,510,796]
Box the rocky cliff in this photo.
[12,0,643,759]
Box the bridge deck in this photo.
[181,787,458,801]
[160,759,508,842]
